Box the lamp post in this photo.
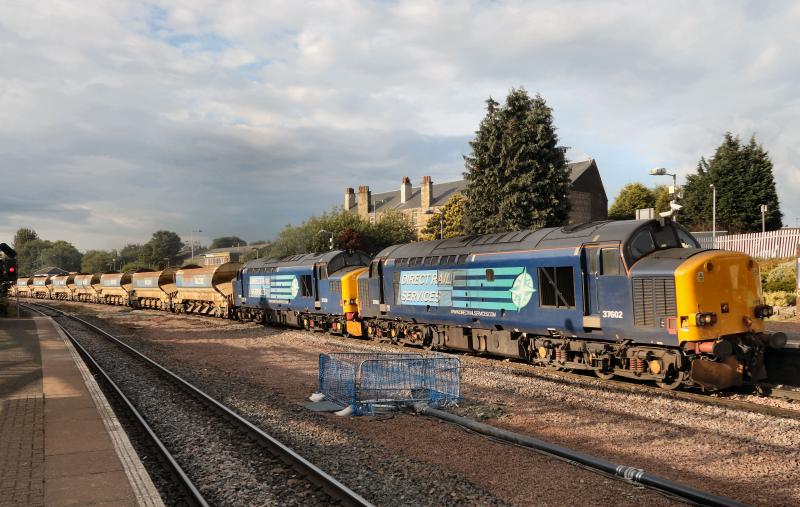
[190,229,202,260]
[250,247,261,259]
[761,204,768,233]
[425,208,445,239]
[710,184,716,247]
[649,167,679,220]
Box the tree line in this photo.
[608,133,782,233]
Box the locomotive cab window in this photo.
[628,229,655,264]
[675,226,701,249]
[538,267,575,309]
[485,269,495,282]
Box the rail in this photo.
[24,301,372,507]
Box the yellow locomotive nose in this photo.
[674,250,764,343]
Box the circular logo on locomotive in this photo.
[290,276,299,299]
[510,271,535,310]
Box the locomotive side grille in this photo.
[358,279,369,305]
[328,280,342,294]
[633,277,676,327]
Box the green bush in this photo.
[764,291,797,307]
[763,261,797,292]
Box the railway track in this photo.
[24,302,372,507]
[462,353,800,421]
[36,299,800,420]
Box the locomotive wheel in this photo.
[656,377,682,390]
[593,369,615,380]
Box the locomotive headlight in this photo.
[695,312,717,326]
[754,304,774,319]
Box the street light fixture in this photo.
[190,229,202,260]
[760,204,768,233]
[649,167,680,220]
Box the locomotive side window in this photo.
[485,269,495,282]
[300,275,313,297]
[600,248,621,276]
[538,267,576,309]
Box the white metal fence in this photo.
[699,228,800,259]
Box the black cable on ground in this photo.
[414,403,746,507]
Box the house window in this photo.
[412,209,419,225]
[538,267,576,309]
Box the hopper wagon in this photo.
[130,267,178,310]
[73,273,102,302]
[51,273,78,300]
[31,274,53,299]
[173,263,242,317]
[13,277,32,298]
[99,272,133,305]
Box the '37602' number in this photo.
[602,310,623,319]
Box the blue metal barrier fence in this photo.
[318,352,461,415]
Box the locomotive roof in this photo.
[243,250,370,271]
[375,219,663,259]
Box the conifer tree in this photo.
[463,89,570,234]
[681,133,782,233]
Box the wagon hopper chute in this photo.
[173,263,242,317]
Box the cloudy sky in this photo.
[2,0,799,250]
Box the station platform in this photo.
[0,316,163,507]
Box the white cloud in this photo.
[1,0,800,250]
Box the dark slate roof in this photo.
[374,219,656,260]
[358,159,597,213]
[204,242,271,255]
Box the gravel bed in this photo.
[43,301,679,506]
[43,306,674,506]
[50,307,509,506]
[52,314,332,507]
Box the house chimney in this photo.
[357,185,371,219]
[344,187,356,211]
[420,176,433,209]
[400,176,412,204]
